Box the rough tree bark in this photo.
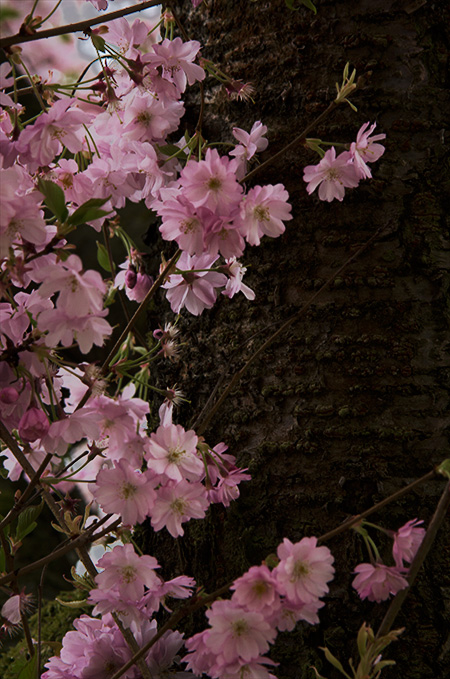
[136,1,450,677]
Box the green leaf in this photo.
[96,241,112,272]
[16,502,43,542]
[158,143,187,159]
[437,458,450,479]
[285,0,317,13]
[67,197,112,227]
[17,653,38,679]
[37,178,68,222]
[321,647,352,679]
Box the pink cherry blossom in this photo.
[151,479,209,537]
[274,537,335,605]
[231,565,281,613]
[93,459,156,525]
[392,518,425,568]
[205,599,276,664]
[163,252,227,315]
[237,183,292,246]
[180,149,243,215]
[303,148,360,202]
[230,120,268,179]
[147,37,205,93]
[350,121,386,179]
[352,562,409,602]
[146,423,203,482]
[221,258,255,300]
[95,544,160,601]
[17,99,92,172]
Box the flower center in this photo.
[120,565,137,583]
[253,205,270,222]
[167,447,185,464]
[137,111,152,127]
[207,177,222,191]
[292,560,309,580]
[170,497,186,515]
[232,619,249,637]
[120,482,137,499]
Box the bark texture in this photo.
[138,1,450,677]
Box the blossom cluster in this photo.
[184,537,335,678]
[303,122,386,202]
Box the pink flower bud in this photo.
[0,387,19,404]
[125,267,137,289]
[18,407,49,442]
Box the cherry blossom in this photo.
[237,183,292,246]
[146,423,203,482]
[163,252,227,315]
[151,479,210,537]
[392,518,425,568]
[352,562,409,602]
[274,537,335,605]
[303,147,360,202]
[350,121,386,179]
[92,459,157,525]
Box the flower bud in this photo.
[18,406,49,442]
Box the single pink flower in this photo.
[352,562,409,602]
[146,423,203,482]
[350,121,386,179]
[150,479,209,537]
[95,544,160,601]
[93,459,156,526]
[205,599,276,664]
[303,148,360,202]
[392,518,425,568]
[274,537,335,605]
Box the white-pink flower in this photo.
[303,148,360,202]
[352,562,409,602]
[274,537,335,605]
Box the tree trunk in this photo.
[139,1,450,677]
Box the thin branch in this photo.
[317,467,438,543]
[0,1,162,49]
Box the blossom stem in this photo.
[0,0,162,49]
[376,480,450,638]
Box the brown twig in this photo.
[0,1,162,50]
